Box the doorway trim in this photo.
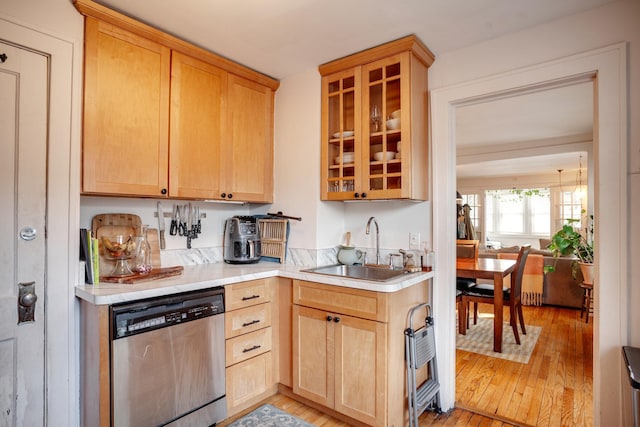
[0,15,80,427]
[431,43,628,425]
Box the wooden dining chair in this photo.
[456,239,479,260]
[456,290,467,334]
[462,245,531,345]
[456,239,479,333]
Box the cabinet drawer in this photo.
[226,352,274,413]
[225,302,272,338]
[226,279,271,311]
[293,280,388,322]
[225,327,272,366]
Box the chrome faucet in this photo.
[398,248,407,267]
[365,216,380,265]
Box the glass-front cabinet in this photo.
[363,55,404,198]
[319,35,434,201]
[322,69,361,200]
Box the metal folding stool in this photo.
[405,303,441,426]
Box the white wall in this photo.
[429,1,639,424]
[1,0,82,39]
[272,68,331,249]
[341,201,432,252]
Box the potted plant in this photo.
[544,215,594,284]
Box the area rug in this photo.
[457,316,541,364]
[227,404,315,427]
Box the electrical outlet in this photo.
[409,232,420,249]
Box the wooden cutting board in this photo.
[91,213,142,235]
[95,225,136,241]
[95,225,162,277]
[101,266,184,284]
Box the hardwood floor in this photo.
[229,304,592,427]
[454,304,593,427]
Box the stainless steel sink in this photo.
[301,264,409,282]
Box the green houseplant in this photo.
[544,216,594,283]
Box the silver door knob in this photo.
[20,292,37,307]
[18,282,37,324]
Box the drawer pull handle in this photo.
[243,344,261,353]
[242,294,260,301]
[242,319,260,327]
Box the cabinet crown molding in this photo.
[318,34,435,76]
[73,0,280,90]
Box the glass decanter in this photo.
[135,225,153,274]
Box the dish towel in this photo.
[497,253,544,306]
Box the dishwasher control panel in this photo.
[111,288,225,339]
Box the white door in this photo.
[0,41,48,426]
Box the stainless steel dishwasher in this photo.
[110,288,226,427]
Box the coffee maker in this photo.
[223,216,261,264]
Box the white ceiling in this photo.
[96,0,607,179]
[456,82,593,178]
[95,0,615,80]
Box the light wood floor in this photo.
[240,304,593,427]
[453,303,593,427]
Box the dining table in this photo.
[456,257,517,353]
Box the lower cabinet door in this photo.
[226,352,273,414]
[292,305,332,407]
[333,314,388,426]
[292,304,388,426]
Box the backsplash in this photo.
[81,196,431,270]
[161,247,337,267]
[161,246,422,268]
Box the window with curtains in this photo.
[485,188,551,237]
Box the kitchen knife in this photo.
[196,206,201,235]
[191,205,198,239]
[157,202,166,249]
[186,203,192,249]
[178,205,186,236]
[170,204,178,236]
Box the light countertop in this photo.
[76,262,434,305]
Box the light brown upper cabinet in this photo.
[169,52,226,199]
[75,0,278,202]
[319,35,434,201]
[82,18,171,197]
[221,75,274,203]
[170,57,274,202]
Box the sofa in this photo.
[479,246,584,309]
